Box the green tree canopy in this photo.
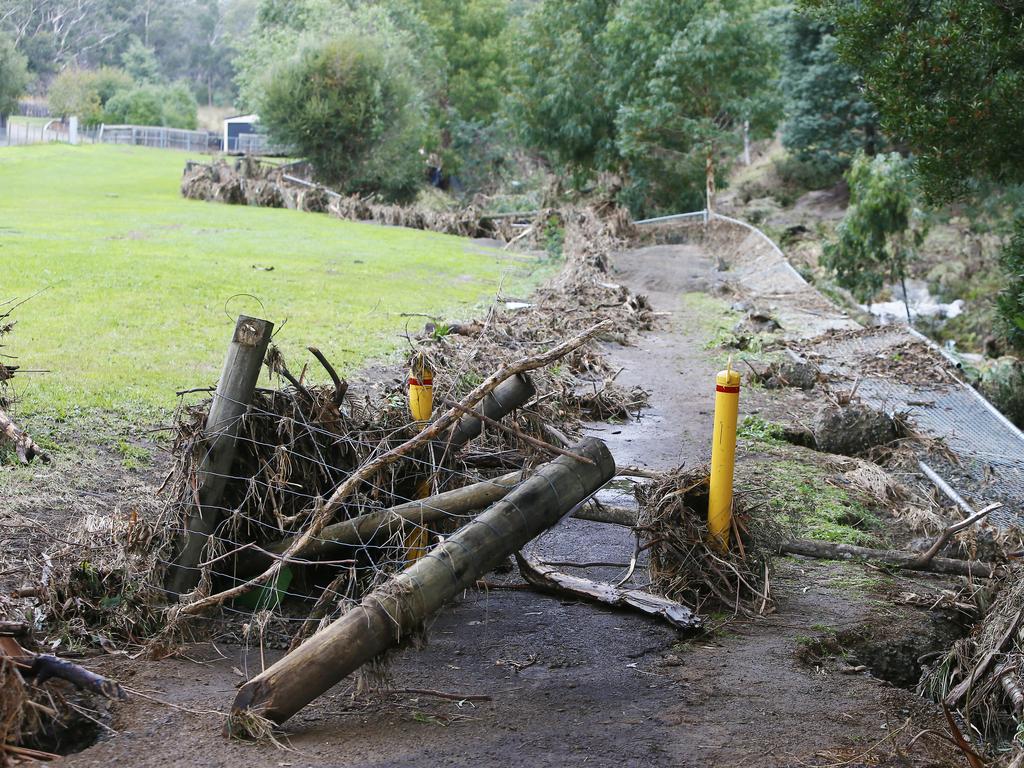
[778,8,879,175]
[259,33,426,202]
[0,30,29,117]
[512,0,780,215]
[804,0,1024,201]
[823,152,927,319]
[47,66,132,124]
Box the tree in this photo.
[47,66,131,124]
[258,34,426,201]
[822,152,927,322]
[511,0,618,182]
[0,29,29,119]
[803,0,1024,202]
[606,0,781,214]
[418,0,510,124]
[997,219,1024,354]
[512,0,780,215]
[103,81,197,128]
[778,8,879,175]
[120,36,161,83]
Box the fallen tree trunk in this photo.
[235,470,526,575]
[0,408,49,464]
[515,552,701,630]
[781,539,995,578]
[229,437,615,729]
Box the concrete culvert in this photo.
[812,402,897,456]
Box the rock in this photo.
[813,403,897,456]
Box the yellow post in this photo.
[708,364,741,551]
[408,355,434,424]
[406,355,434,561]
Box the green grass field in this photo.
[0,144,540,420]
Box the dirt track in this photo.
[49,242,968,767]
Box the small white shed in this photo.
[223,113,259,152]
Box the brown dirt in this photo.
[10,243,968,767]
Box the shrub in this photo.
[997,217,1024,354]
[259,34,426,202]
[103,83,197,129]
[48,67,132,126]
[0,32,30,118]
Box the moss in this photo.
[747,457,881,546]
[737,415,785,445]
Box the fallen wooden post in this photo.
[515,552,702,630]
[228,437,615,729]
[14,654,128,701]
[781,539,995,578]
[168,315,273,595]
[442,373,536,451]
[0,408,49,464]
[234,470,526,575]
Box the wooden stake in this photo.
[229,438,615,727]
[168,315,273,595]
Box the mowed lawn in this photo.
[0,144,538,419]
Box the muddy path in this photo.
[59,243,965,768]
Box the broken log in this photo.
[229,437,615,728]
[14,654,128,701]
[235,470,526,575]
[781,539,995,578]
[910,502,1002,569]
[515,552,701,630]
[0,408,49,464]
[168,314,274,595]
[443,373,536,451]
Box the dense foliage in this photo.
[47,67,131,123]
[259,34,425,201]
[998,219,1024,354]
[0,0,252,103]
[0,30,29,118]
[804,0,1024,201]
[104,82,198,129]
[777,8,879,176]
[513,0,780,215]
[823,152,926,313]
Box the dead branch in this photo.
[177,320,613,617]
[13,654,128,701]
[515,552,702,630]
[307,346,347,405]
[910,502,1002,569]
[781,539,995,578]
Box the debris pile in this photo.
[637,467,784,615]
[180,158,535,240]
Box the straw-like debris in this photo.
[181,158,530,240]
[921,568,1024,758]
[636,467,786,616]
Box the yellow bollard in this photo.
[406,355,434,561]
[408,355,434,424]
[708,364,741,551]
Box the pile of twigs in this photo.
[636,467,787,616]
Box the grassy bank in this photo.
[0,144,540,420]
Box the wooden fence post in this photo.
[230,437,615,727]
[168,315,273,595]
